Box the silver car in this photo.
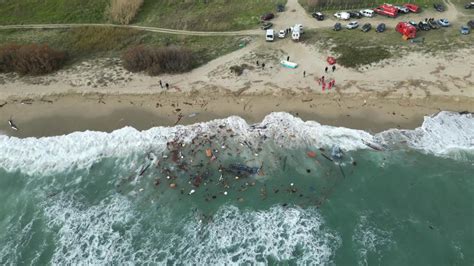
[346,21,359,29]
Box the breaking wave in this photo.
[0,111,472,175]
[44,195,340,265]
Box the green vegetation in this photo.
[0,0,108,25]
[134,0,287,31]
[0,27,244,70]
[332,45,391,67]
[0,0,287,31]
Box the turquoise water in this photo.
[0,112,473,264]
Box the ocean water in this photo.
[0,111,473,265]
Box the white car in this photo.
[438,19,450,27]
[334,12,350,20]
[395,5,409,13]
[346,21,359,29]
[360,9,374,17]
[278,30,286,38]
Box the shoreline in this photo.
[1,92,473,138]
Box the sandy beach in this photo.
[0,91,472,138]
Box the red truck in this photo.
[403,3,421,13]
[396,22,417,39]
[373,4,399,18]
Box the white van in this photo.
[360,9,374,17]
[266,29,274,42]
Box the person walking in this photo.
[332,65,336,72]
[325,66,328,73]
[159,80,163,88]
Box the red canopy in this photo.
[327,56,336,65]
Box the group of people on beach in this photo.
[317,76,336,91]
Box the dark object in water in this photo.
[331,146,343,160]
[459,111,471,115]
[228,164,260,175]
[192,176,203,187]
[139,164,151,176]
[362,139,384,151]
[321,153,333,162]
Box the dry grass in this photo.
[106,0,144,25]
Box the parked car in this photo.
[348,11,362,18]
[437,18,450,27]
[261,13,275,21]
[261,22,273,30]
[360,9,375,17]
[465,2,474,9]
[403,3,420,13]
[395,5,410,13]
[376,23,386,32]
[333,22,342,31]
[361,23,372,32]
[278,30,286,38]
[433,3,445,12]
[460,25,471,34]
[334,12,350,20]
[428,19,439,29]
[312,12,325,21]
[346,21,359,29]
[409,21,420,31]
[276,4,285,12]
[469,20,474,29]
[418,21,431,31]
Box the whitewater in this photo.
[0,111,472,176]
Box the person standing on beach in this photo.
[262,63,265,69]
[325,66,328,73]
[332,65,336,72]
[159,80,163,88]
[303,71,306,77]
[256,60,259,66]
[287,56,290,61]
[165,83,169,90]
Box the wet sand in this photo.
[1,92,472,138]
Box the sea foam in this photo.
[0,111,472,176]
[44,194,340,265]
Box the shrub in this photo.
[122,45,194,75]
[107,0,144,25]
[0,44,20,73]
[0,44,66,75]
